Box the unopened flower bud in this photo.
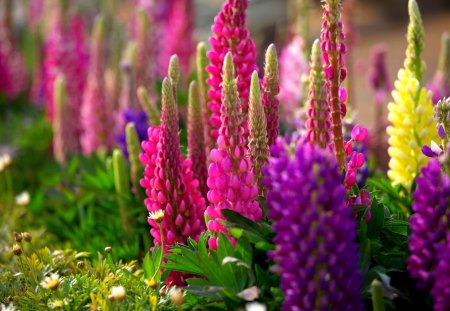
[14,232,23,243]
[12,244,22,256]
[22,232,32,242]
[105,246,112,254]
[77,261,85,269]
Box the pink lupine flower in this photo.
[0,18,27,99]
[161,0,195,78]
[44,5,88,150]
[305,39,331,149]
[206,53,262,250]
[140,78,206,283]
[28,0,44,28]
[321,0,348,168]
[80,16,114,154]
[279,35,309,125]
[206,0,258,146]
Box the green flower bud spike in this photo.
[168,54,180,97]
[53,75,69,164]
[249,71,269,196]
[126,122,142,201]
[405,0,425,83]
[371,279,386,311]
[196,42,212,153]
[113,148,130,233]
[188,81,208,198]
[137,86,160,125]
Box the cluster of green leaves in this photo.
[164,210,281,310]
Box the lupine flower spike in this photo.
[52,76,73,165]
[80,15,114,154]
[137,86,160,125]
[168,55,180,98]
[140,79,205,277]
[264,141,363,310]
[206,53,261,250]
[305,39,331,149]
[135,9,155,93]
[126,123,142,200]
[113,148,131,233]
[206,0,258,145]
[408,158,450,291]
[196,42,212,153]
[278,36,309,125]
[321,0,348,168]
[386,0,437,190]
[431,234,450,311]
[262,44,280,147]
[248,71,269,196]
[427,33,450,104]
[187,81,208,199]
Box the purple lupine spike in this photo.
[80,16,114,154]
[427,33,450,104]
[161,0,194,78]
[187,81,208,199]
[206,53,261,250]
[44,5,88,150]
[432,235,450,311]
[305,39,331,149]
[117,109,148,158]
[408,159,450,290]
[206,0,258,146]
[139,78,206,284]
[278,35,309,126]
[262,44,280,147]
[264,141,363,310]
[321,0,347,168]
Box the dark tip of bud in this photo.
[22,232,32,242]
[14,232,23,243]
[105,246,112,254]
[13,244,22,256]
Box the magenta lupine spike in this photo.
[262,44,280,147]
[368,45,392,106]
[206,0,258,146]
[80,16,114,154]
[432,235,450,311]
[206,53,262,250]
[321,0,348,168]
[161,0,194,78]
[427,33,450,104]
[187,81,208,199]
[306,39,331,149]
[278,35,309,125]
[140,78,205,258]
[249,71,269,196]
[28,0,44,28]
[44,5,88,150]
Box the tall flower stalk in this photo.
[321,0,348,168]
[196,42,212,154]
[262,44,280,147]
[80,15,114,154]
[206,0,258,146]
[264,141,363,310]
[248,72,269,196]
[305,39,331,149]
[140,78,206,268]
[187,81,208,199]
[386,0,437,190]
[206,53,261,250]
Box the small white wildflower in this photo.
[0,303,16,311]
[169,287,184,306]
[40,273,61,290]
[15,192,30,206]
[47,298,69,309]
[148,210,165,223]
[109,285,126,301]
[245,302,267,311]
